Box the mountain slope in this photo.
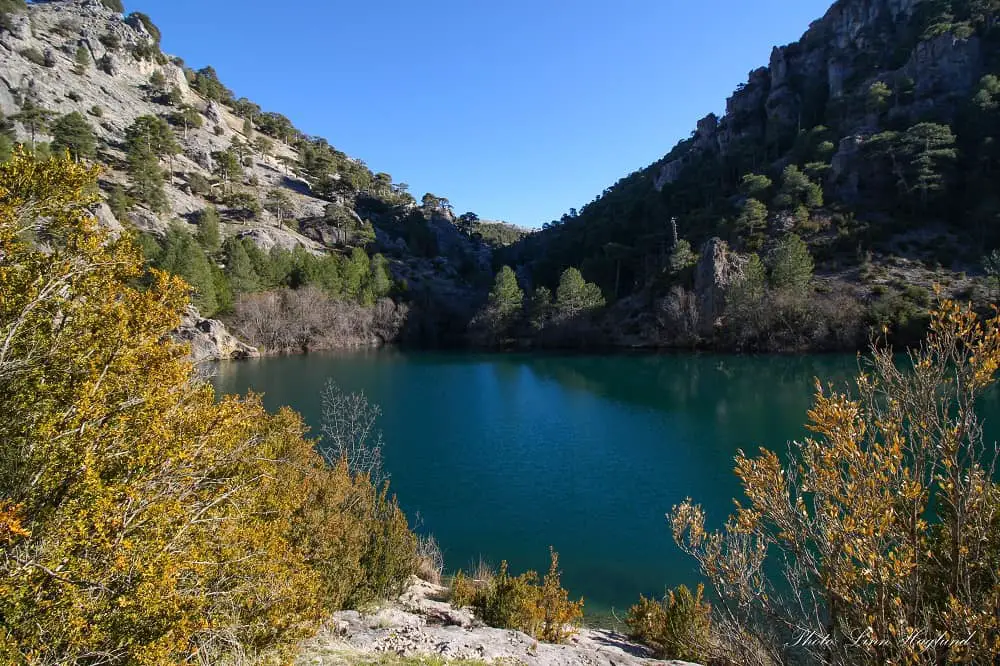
[501,0,997,351]
[0,0,526,349]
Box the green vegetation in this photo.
[626,584,711,662]
[0,152,418,664]
[451,549,583,643]
[126,11,160,44]
[11,98,53,152]
[50,111,96,161]
[72,44,89,74]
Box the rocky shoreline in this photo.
[295,578,701,666]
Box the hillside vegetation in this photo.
[0,0,527,352]
[489,0,1000,351]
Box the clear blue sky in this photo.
[127,0,833,227]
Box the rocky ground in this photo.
[295,578,700,666]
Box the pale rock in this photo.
[694,238,745,336]
[173,306,259,363]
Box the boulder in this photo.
[173,307,259,363]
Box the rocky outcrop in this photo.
[693,238,745,336]
[651,0,984,190]
[173,307,259,362]
[296,577,700,666]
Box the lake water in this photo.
[212,350,1000,615]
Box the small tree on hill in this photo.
[50,112,96,162]
[555,267,605,319]
[774,164,823,210]
[196,206,221,253]
[12,98,54,152]
[265,188,294,228]
[73,44,90,75]
[736,198,768,250]
[768,233,813,294]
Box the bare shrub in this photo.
[657,285,700,344]
[319,379,384,483]
[230,289,407,353]
[672,300,1000,664]
[416,534,444,584]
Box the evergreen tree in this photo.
[127,150,168,212]
[739,173,772,200]
[0,110,16,162]
[107,184,133,221]
[768,233,814,293]
[736,198,768,250]
[489,265,524,318]
[265,188,293,227]
[12,98,54,152]
[157,223,218,315]
[213,148,242,193]
[73,44,90,75]
[869,123,957,207]
[343,247,370,300]
[774,164,823,210]
[527,286,554,332]
[866,81,892,115]
[169,105,202,139]
[254,135,273,159]
[555,267,605,319]
[668,239,697,275]
[50,112,96,161]
[369,253,393,299]
[125,115,180,161]
[222,237,260,293]
[196,206,221,253]
[193,66,232,103]
[126,12,161,44]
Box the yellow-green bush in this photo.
[449,548,583,644]
[626,584,712,662]
[0,151,416,664]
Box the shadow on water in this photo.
[212,349,1000,615]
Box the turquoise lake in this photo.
[212,351,1000,615]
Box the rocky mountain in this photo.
[500,0,1000,351]
[0,0,519,350]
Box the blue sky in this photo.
[127,1,833,227]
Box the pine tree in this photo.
[157,223,218,315]
[12,98,54,152]
[50,112,96,161]
[196,206,221,253]
[73,44,90,75]
[555,267,605,319]
[668,239,697,274]
[768,233,814,293]
[169,105,202,139]
[343,247,370,300]
[774,164,823,210]
[369,253,393,299]
[736,198,768,250]
[489,265,524,318]
[107,184,133,221]
[213,148,243,194]
[127,150,167,212]
[125,115,180,161]
[265,188,293,228]
[222,237,260,293]
[0,111,15,162]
